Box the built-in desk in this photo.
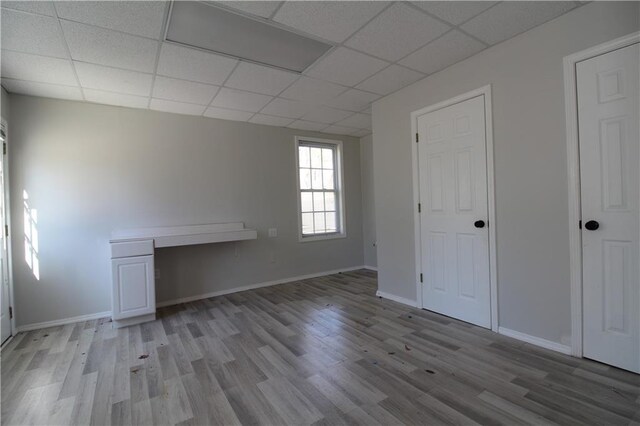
[110,223,257,328]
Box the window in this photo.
[295,137,345,241]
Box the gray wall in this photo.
[360,134,377,268]
[372,1,639,345]
[9,95,363,327]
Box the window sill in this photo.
[299,232,346,243]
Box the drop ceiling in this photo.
[0,1,583,137]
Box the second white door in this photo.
[417,95,491,328]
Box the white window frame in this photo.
[294,136,346,242]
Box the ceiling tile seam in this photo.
[51,2,86,101]
[56,17,164,42]
[463,2,581,47]
[400,2,490,49]
[0,47,72,63]
[454,1,503,27]
[0,5,51,18]
[147,2,173,108]
[201,60,242,117]
[70,59,156,78]
[267,2,285,20]
[0,77,80,89]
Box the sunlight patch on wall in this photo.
[23,190,39,280]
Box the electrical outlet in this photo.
[268,228,278,238]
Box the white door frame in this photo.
[0,118,15,344]
[410,85,498,332]
[564,32,640,358]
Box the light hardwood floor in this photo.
[2,269,639,425]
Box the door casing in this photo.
[563,31,640,358]
[0,118,15,347]
[410,85,498,332]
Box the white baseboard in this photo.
[16,310,111,333]
[375,290,417,308]
[498,326,572,355]
[363,265,378,271]
[16,266,368,332]
[157,265,366,308]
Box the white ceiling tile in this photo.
[273,1,389,43]
[287,120,326,131]
[322,124,358,136]
[336,113,371,130]
[225,61,298,96]
[1,50,77,86]
[412,1,498,25]
[61,20,158,73]
[214,1,282,18]
[152,76,218,105]
[203,106,253,121]
[350,129,371,138]
[74,62,152,96]
[156,43,237,85]
[345,3,450,62]
[1,1,56,16]
[306,47,388,87]
[1,78,82,101]
[461,2,577,45]
[249,114,294,127]
[83,89,149,109]
[54,1,167,39]
[326,89,380,112]
[1,9,68,58]
[260,98,314,119]
[210,87,272,112]
[301,106,353,124]
[150,99,206,116]
[356,65,424,96]
[400,30,485,75]
[279,76,346,104]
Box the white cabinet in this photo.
[112,255,155,320]
[111,238,155,327]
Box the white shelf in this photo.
[110,222,257,248]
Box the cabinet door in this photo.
[112,255,155,320]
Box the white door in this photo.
[112,255,155,320]
[577,42,640,373]
[0,126,10,345]
[417,95,491,328]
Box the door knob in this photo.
[584,220,599,231]
[474,220,486,229]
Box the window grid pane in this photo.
[298,141,340,236]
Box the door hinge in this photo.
[3,143,6,155]
[579,220,582,229]
[418,203,421,213]
[419,273,423,283]
[416,133,420,143]
[4,225,7,237]
[8,306,12,319]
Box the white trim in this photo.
[16,310,112,332]
[563,31,640,358]
[410,85,498,332]
[294,136,347,243]
[375,290,418,308]
[0,117,15,338]
[157,265,366,307]
[498,327,572,355]
[363,265,378,271]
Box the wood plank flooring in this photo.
[2,269,639,425]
